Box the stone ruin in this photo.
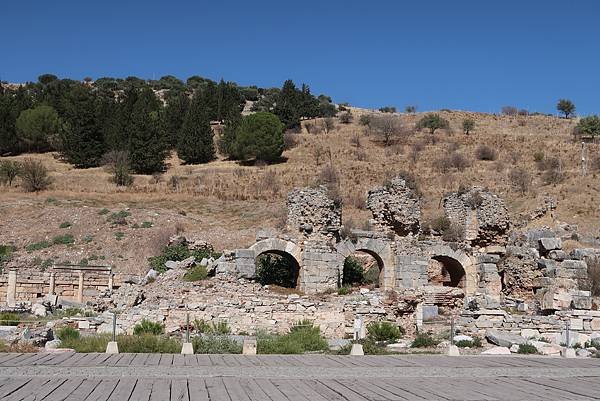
[366,176,421,236]
[286,186,342,239]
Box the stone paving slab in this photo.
[1,353,599,400]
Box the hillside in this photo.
[1,108,599,274]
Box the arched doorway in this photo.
[255,250,301,288]
[429,256,466,289]
[342,250,384,287]
[336,238,395,290]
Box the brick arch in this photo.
[428,245,476,295]
[249,238,303,266]
[336,238,395,289]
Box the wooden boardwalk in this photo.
[1,352,600,400]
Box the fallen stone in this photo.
[453,335,473,343]
[538,344,562,355]
[165,260,179,270]
[481,346,511,355]
[45,339,62,350]
[485,329,526,347]
[539,238,562,253]
[31,303,47,317]
[576,348,591,358]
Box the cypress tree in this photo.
[274,79,301,129]
[164,91,190,147]
[128,87,168,174]
[59,86,106,168]
[176,89,215,164]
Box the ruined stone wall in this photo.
[299,240,340,293]
[0,268,115,306]
[366,177,421,236]
[286,186,341,239]
[443,186,510,246]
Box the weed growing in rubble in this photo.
[366,321,403,342]
[411,332,439,348]
[257,320,328,354]
[52,234,74,245]
[133,319,164,335]
[192,335,242,354]
[183,265,208,282]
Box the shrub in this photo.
[103,150,134,187]
[141,221,153,228]
[0,245,16,271]
[437,152,470,172]
[99,208,110,215]
[366,321,402,342]
[182,265,208,282]
[59,221,71,229]
[542,158,565,184]
[118,334,181,353]
[283,132,298,151]
[0,160,21,186]
[148,243,218,273]
[256,253,297,288]
[192,335,242,354]
[517,343,538,354]
[475,145,497,161]
[0,312,20,326]
[257,321,328,354]
[56,326,80,341]
[26,241,51,252]
[358,114,371,126]
[509,168,531,194]
[557,99,576,119]
[411,332,439,348]
[442,223,465,242]
[379,106,396,113]
[133,319,164,335]
[337,285,351,295]
[231,112,285,162]
[19,159,51,192]
[416,114,449,135]
[108,210,131,225]
[455,337,482,348]
[342,257,364,286]
[334,338,392,355]
[462,119,475,135]
[52,234,74,245]
[533,152,544,162]
[574,115,600,139]
[405,105,417,113]
[430,215,451,234]
[501,106,518,116]
[339,112,353,124]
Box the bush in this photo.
[574,115,600,139]
[416,114,449,135]
[108,210,130,225]
[19,159,51,192]
[59,221,72,229]
[183,265,208,282]
[258,321,328,354]
[0,160,21,186]
[366,321,402,342]
[283,132,298,151]
[0,312,20,326]
[379,106,396,113]
[533,151,544,162]
[52,234,74,245]
[192,335,242,354]
[509,168,531,194]
[26,241,51,252]
[411,332,439,348]
[148,243,218,274]
[339,112,353,124]
[334,338,392,355]
[455,337,482,348]
[358,114,371,126]
[133,319,164,335]
[337,285,351,295]
[231,112,285,162]
[256,253,297,288]
[475,145,497,161]
[103,150,133,187]
[56,326,80,341]
[342,257,364,286]
[462,119,475,135]
[501,106,518,116]
[0,245,16,271]
[542,158,565,185]
[517,343,538,354]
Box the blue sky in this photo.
[2,0,599,115]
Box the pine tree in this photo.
[128,87,168,174]
[163,91,190,147]
[274,80,301,129]
[59,86,106,168]
[176,89,215,164]
[232,112,284,162]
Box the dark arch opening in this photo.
[255,250,300,288]
[429,256,466,289]
[342,250,384,288]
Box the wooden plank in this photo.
[271,379,312,401]
[72,352,102,367]
[0,378,32,398]
[381,378,448,400]
[183,354,198,367]
[316,379,370,401]
[58,352,88,366]
[129,378,154,401]
[195,354,212,366]
[131,353,149,366]
[494,377,574,400]
[287,379,331,401]
[19,379,69,401]
[2,377,52,401]
[63,379,102,401]
[45,351,78,366]
[145,353,161,365]
[302,379,350,401]
[84,379,119,401]
[43,378,85,401]
[222,377,251,401]
[172,354,186,367]
[171,379,190,401]
[159,354,174,366]
[238,379,276,401]
[187,379,210,401]
[149,378,171,401]
[204,377,231,401]
[525,377,600,399]
[337,378,405,401]
[250,379,289,401]
[115,353,136,367]
[106,378,137,401]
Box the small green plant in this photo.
[149,243,220,274]
[0,312,20,326]
[99,208,110,215]
[517,343,538,354]
[45,197,59,205]
[366,321,403,342]
[133,319,164,335]
[192,335,242,354]
[82,234,94,243]
[141,221,153,228]
[114,232,125,241]
[337,285,351,295]
[108,210,131,225]
[0,245,16,271]
[411,332,439,348]
[257,321,328,354]
[533,151,544,162]
[59,221,72,229]
[52,234,74,245]
[53,307,83,318]
[56,327,80,341]
[193,319,230,334]
[455,336,482,348]
[183,265,208,282]
[26,241,51,252]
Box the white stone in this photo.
[45,339,62,350]
[539,344,562,355]
[31,303,47,317]
[510,344,519,353]
[447,345,460,356]
[590,318,600,331]
[359,288,370,295]
[78,321,90,330]
[481,346,511,355]
[350,344,364,355]
[243,339,257,355]
[561,347,576,358]
[181,342,194,355]
[105,341,119,354]
[576,348,591,358]
[453,335,473,343]
[520,329,540,339]
[570,318,583,330]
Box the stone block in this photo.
[181,342,194,355]
[539,237,562,253]
[481,346,511,355]
[350,344,364,355]
[105,341,119,354]
[422,305,438,321]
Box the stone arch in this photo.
[428,245,475,295]
[249,239,303,288]
[336,238,395,289]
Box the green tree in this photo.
[128,88,168,174]
[59,86,106,168]
[177,90,215,164]
[163,91,190,147]
[557,99,576,119]
[0,160,21,186]
[574,115,600,139]
[232,112,284,162]
[462,119,475,135]
[274,80,301,129]
[416,113,450,135]
[16,105,60,152]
